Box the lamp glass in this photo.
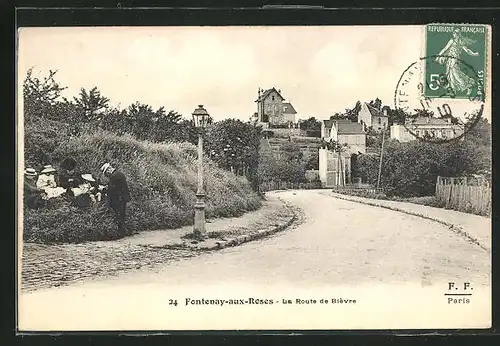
[192,105,210,129]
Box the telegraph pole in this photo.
[376,125,386,189]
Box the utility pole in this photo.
[376,125,386,189]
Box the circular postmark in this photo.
[394,55,485,144]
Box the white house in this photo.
[321,119,366,155]
[357,103,389,132]
[390,116,465,142]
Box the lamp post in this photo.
[192,105,210,239]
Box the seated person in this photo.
[37,165,57,189]
[58,158,83,191]
[72,173,104,207]
[37,165,66,199]
[24,168,46,209]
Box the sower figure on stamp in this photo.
[436,28,480,96]
[100,163,131,237]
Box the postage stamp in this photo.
[16,23,492,332]
[393,24,490,143]
[424,24,487,100]
[394,55,485,143]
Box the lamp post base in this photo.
[193,192,206,239]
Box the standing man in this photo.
[100,163,131,237]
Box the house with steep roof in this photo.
[357,102,389,131]
[321,119,366,155]
[390,116,465,142]
[318,119,367,187]
[252,87,298,127]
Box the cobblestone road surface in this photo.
[21,196,295,292]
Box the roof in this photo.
[323,119,365,134]
[364,103,388,118]
[322,119,334,129]
[255,87,285,102]
[336,121,365,134]
[408,116,463,126]
[282,102,297,114]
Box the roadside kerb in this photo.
[328,192,490,253]
[141,199,298,252]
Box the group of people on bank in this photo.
[24,158,131,236]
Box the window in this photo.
[378,117,381,125]
[272,96,275,101]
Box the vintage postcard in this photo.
[17,25,492,331]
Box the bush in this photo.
[357,138,491,198]
[23,130,262,244]
[23,116,73,169]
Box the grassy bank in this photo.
[23,129,262,244]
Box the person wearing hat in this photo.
[36,165,57,189]
[100,163,131,236]
[24,168,46,209]
[79,173,102,203]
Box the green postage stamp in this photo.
[424,24,487,100]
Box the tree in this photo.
[124,102,158,140]
[466,117,491,146]
[151,108,183,142]
[305,151,319,170]
[345,101,362,122]
[330,113,346,120]
[387,107,406,126]
[73,87,110,122]
[23,68,68,122]
[204,119,261,190]
[368,98,382,110]
[23,68,67,105]
[299,117,322,137]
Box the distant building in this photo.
[318,148,351,187]
[321,119,366,155]
[252,87,298,127]
[357,103,389,131]
[318,119,366,187]
[390,116,465,142]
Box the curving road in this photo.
[19,190,491,330]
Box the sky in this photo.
[19,25,485,122]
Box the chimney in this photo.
[426,117,430,124]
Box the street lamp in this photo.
[192,105,210,239]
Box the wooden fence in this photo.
[259,181,323,192]
[435,176,491,216]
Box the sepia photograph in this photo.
[17,24,492,331]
